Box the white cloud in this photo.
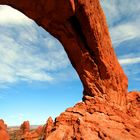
[16,69,53,82]
[109,20,140,46]
[119,57,140,65]
[101,0,140,26]
[0,27,70,84]
[101,0,140,46]
[0,5,32,25]
[0,5,74,86]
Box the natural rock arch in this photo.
[0,0,128,108]
[0,1,140,140]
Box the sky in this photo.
[0,0,140,126]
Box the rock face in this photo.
[0,0,128,108]
[43,96,140,140]
[127,91,140,120]
[0,120,9,140]
[0,0,139,140]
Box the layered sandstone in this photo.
[0,0,139,140]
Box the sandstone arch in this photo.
[0,1,140,140]
[0,0,128,108]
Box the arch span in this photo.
[0,0,128,107]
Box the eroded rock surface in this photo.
[0,120,9,140]
[127,91,140,120]
[0,0,139,140]
[44,96,140,140]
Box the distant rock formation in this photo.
[0,120,9,140]
[0,0,139,139]
[9,121,45,139]
[44,117,54,139]
[20,121,30,135]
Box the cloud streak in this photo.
[101,0,140,46]
[109,20,140,46]
[119,57,140,65]
[0,5,32,25]
[0,5,74,86]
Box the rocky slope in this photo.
[0,0,139,140]
[7,93,140,140]
[44,92,140,140]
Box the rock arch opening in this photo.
[0,1,140,140]
[0,0,128,108]
[0,5,83,126]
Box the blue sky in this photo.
[0,0,140,126]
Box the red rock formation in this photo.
[16,121,44,139]
[44,96,140,139]
[0,120,9,140]
[0,0,128,108]
[44,99,139,140]
[44,117,54,139]
[19,121,32,140]
[20,121,30,134]
[127,91,140,120]
[0,0,139,139]
[35,125,43,136]
[31,125,44,139]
